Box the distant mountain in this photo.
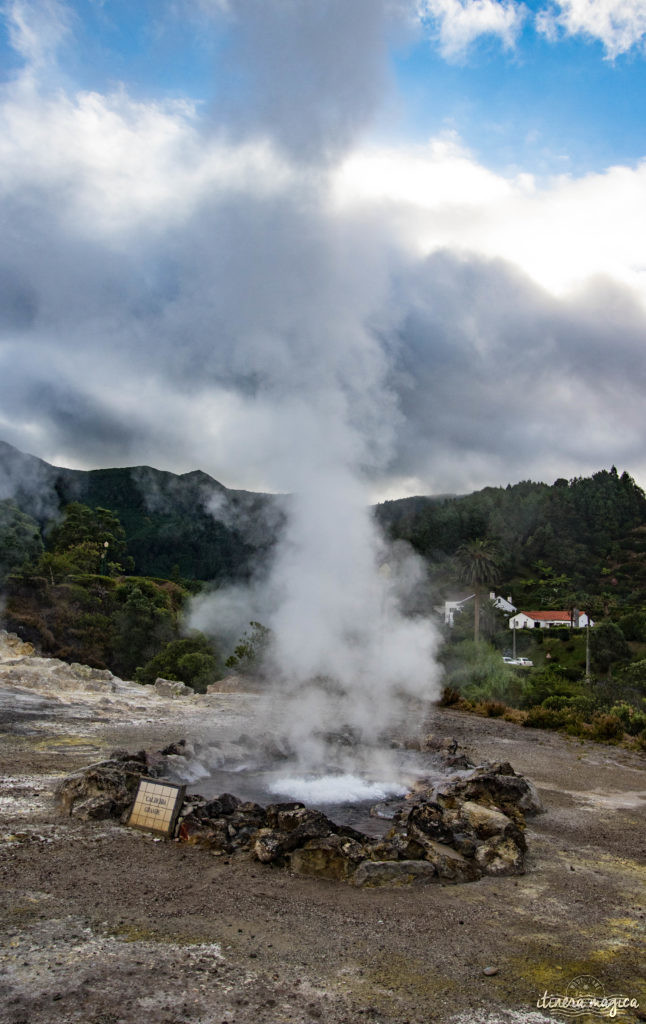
[375,469,646,601]
[3,440,646,599]
[0,440,283,581]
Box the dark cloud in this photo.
[386,249,646,490]
[209,0,401,162]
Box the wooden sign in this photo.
[127,778,186,836]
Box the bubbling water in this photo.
[266,772,407,805]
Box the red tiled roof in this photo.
[518,611,573,621]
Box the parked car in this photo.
[502,656,519,665]
[516,657,533,666]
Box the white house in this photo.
[509,610,594,630]
[442,592,516,626]
[442,594,474,626]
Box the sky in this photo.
[2,0,646,499]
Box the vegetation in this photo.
[0,500,43,582]
[455,538,501,642]
[225,621,271,673]
[1,443,646,744]
[135,634,222,692]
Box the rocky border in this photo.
[55,743,543,887]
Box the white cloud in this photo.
[537,0,646,58]
[0,79,295,240]
[417,0,526,58]
[4,0,72,70]
[333,136,646,302]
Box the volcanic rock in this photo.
[405,800,457,845]
[351,859,438,888]
[439,761,544,821]
[200,793,242,818]
[265,802,306,828]
[178,816,233,853]
[457,800,514,839]
[474,828,527,876]
[289,835,366,882]
[415,839,482,883]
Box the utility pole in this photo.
[512,622,516,659]
[585,617,591,682]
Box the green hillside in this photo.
[0,441,283,581]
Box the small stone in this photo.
[483,966,499,976]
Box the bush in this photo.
[523,706,569,730]
[439,686,462,707]
[589,713,624,742]
[473,699,507,718]
[609,702,646,736]
[135,633,221,692]
[542,694,597,717]
[618,611,646,642]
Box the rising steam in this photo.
[190,358,443,771]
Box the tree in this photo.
[225,621,271,673]
[47,503,131,574]
[110,581,175,678]
[135,633,221,692]
[589,622,631,679]
[0,500,43,581]
[455,539,501,642]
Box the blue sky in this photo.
[2,0,646,499]
[391,28,646,175]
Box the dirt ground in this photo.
[1,659,645,1024]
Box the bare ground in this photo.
[1,669,645,1024]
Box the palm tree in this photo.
[455,539,501,642]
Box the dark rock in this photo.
[351,859,438,888]
[178,815,233,853]
[275,807,332,832]
[200,793,241,818]
[233,803,268,827]
[406,801,456,845]
[160,741,186,756]
[451,832,478,859]
[253,829,289,864]
[290,835,366,881]
[56,762,144,819]
[72,796,122,821]
[266,802,306,828]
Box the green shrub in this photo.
[609,702,646,735]
[542,694,597,717]
[523,706,569,729]
[589,713,624,741]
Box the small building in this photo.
[490,592,516,615]
[442,594,474,626]
[509,610,594,630]
[442,592,516,626]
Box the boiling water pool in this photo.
[183,747,462,838]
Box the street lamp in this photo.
[100,540,109,575]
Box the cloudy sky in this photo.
[2,0,646,499]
